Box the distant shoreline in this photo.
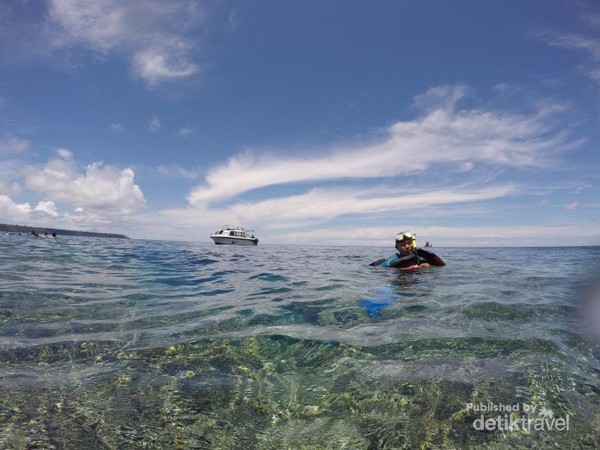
[0,223,129,239]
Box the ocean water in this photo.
[1,235,600,449]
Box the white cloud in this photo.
[567,201,581,210]
[34,200,59,217]
[133,47,198,86]
[110,122,125,132]
[0,178,21,197]
[587,67,600,84]
[411,84,471,113]
[152,201,600,245]
[24,156,146,214]
[45,0,203,85]
[224,184,516,229]
[161,181,521,242]
[0,147,146,233]
[264,224,600,247]
[56,147,73,159]
[7,137,31,154]
[188,85,580,207]
[157,164,199,180]
[535,14,600,85]
[542,32,600,60]
[228,9,239,31]
[0,195,60,223]
[0,194,33,217]
[0,158,24,195]
[176,126,194,137]
[149,115,161,133]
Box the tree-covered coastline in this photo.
[0,223,129,239]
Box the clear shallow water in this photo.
[1,235,599,449]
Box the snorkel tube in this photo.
[412,233,421,265]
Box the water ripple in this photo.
[1,236,599,448]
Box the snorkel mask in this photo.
[395,231,417,249]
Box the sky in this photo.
[0,0,599,247]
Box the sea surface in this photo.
[1,235,600,449]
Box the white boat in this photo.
[210,227,259,245]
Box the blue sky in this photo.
[0,0,598,246]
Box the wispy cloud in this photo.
[149,115,161,133]
[176,126,194,137]
[132,47,199,86]
[224,184,516,230]
[266,223,600,247]
[155,203,600,246]
[534,12,600,85]
[5,137,31,154]
[540,32,600,59]
[187,85,580,207]
[110,122,125,132]
[157,164,199,180]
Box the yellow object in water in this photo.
[395,231,417,248]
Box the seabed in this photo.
[1,332,599,449]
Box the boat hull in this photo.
[210,236,258,245]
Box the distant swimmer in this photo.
[26,230,57,238]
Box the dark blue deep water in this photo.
[1,235,600,449]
